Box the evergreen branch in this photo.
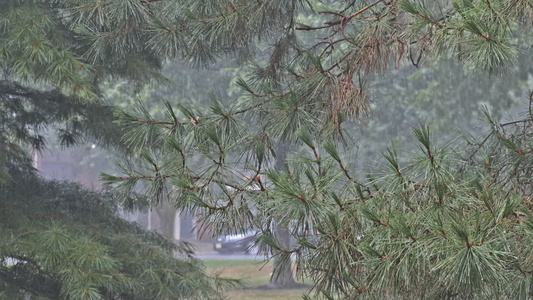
[501,0,520,14]
[107,172,254,194]
[483,0,496,15]
[250,162,266,192]
[134,118,184,126]
[231,100,268,115]
[500,119,529,127]
[339,0,384,25]
[256,176,266,192]
[320,10,347,18]
[296,0,383,31]
[415,11,444,29]
[465,131,494,163]
[140,0,163,4]
[295,23,335,31]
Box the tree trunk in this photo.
[268,142,300,289]
[155,200,177,241]
[269,222,298,288]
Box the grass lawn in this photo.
[204,258,311,300]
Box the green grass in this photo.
[225,289,309,300]
[204,258,311,300]
[205,258,273,286]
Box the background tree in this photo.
[352,54,532,168]
[0,170,237,299]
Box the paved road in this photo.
[198,253,267,259]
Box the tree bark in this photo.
[269,222,298,288]
[268,142,299,288]
[155,200,177,241]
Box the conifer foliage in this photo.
[3,0,533,299]
[101,0,533,298]
[0,173,236,299]
[0,0,240,298]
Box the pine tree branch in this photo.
[135,118,184,126]
[296,0,383,31]
[231,100,269,115]
[329,0,384,26]
[140,0,163,4]
[415,12,444,29]
[116,173,250,193]
[501,0,520,14]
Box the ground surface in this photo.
[204,259,311,299]
[192,240,311,300]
